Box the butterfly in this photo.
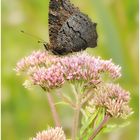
[44,0,98,55]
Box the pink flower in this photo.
[32,65,65,89]
[32,127,66,140]
[15,50,57,73]
[88,83,132,118]
[60,53,121,83]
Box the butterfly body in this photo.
[46,0,98,55]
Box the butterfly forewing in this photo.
[47,0,98,55]
[49,0,78,48]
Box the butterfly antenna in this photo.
[20,30,47,44]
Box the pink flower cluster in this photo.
[15,51,121,90]
[32,65,65,89]
[88,83,132,118]
[32,127,66,140]
[15,50,57,73]
[60,53,121,81]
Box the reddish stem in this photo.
[47,92,61,127]
[72,106,80,140]
[88,114,110,140]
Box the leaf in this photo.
[54,101,69,106]
[85,128,94,140]
[102,124,117,133]
[102,121,130,133]
[118,121,130,128]
[80,109,99,136]
[79,128,93,140]
[93,108,105,129]
[81,109,88,125]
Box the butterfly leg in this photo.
[43,43,49,51]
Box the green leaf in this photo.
[118,121,130,128]
[80,109,99,136]
[93,108,105,129]
[79,128,93,140]
[102,124,117,133]
[81,109,88,125]
[54,101,69,106]
[102,121,130,133]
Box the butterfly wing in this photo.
[48,0,79,49]
[57,12,98,54]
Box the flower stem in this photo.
[88,114,110,140]
[72,106,80,140]
[56,90,76,108]
[71,84,81,140]
[46,92,61,127]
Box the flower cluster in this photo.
[32,127,66,140]
[15,50,121,90]
[15,50,58,74]
[15,50,132,139]
[60,53,121,81]
[87,83,132,119]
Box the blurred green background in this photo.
[2,0,139,140]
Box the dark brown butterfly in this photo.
[44,0,98,55]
